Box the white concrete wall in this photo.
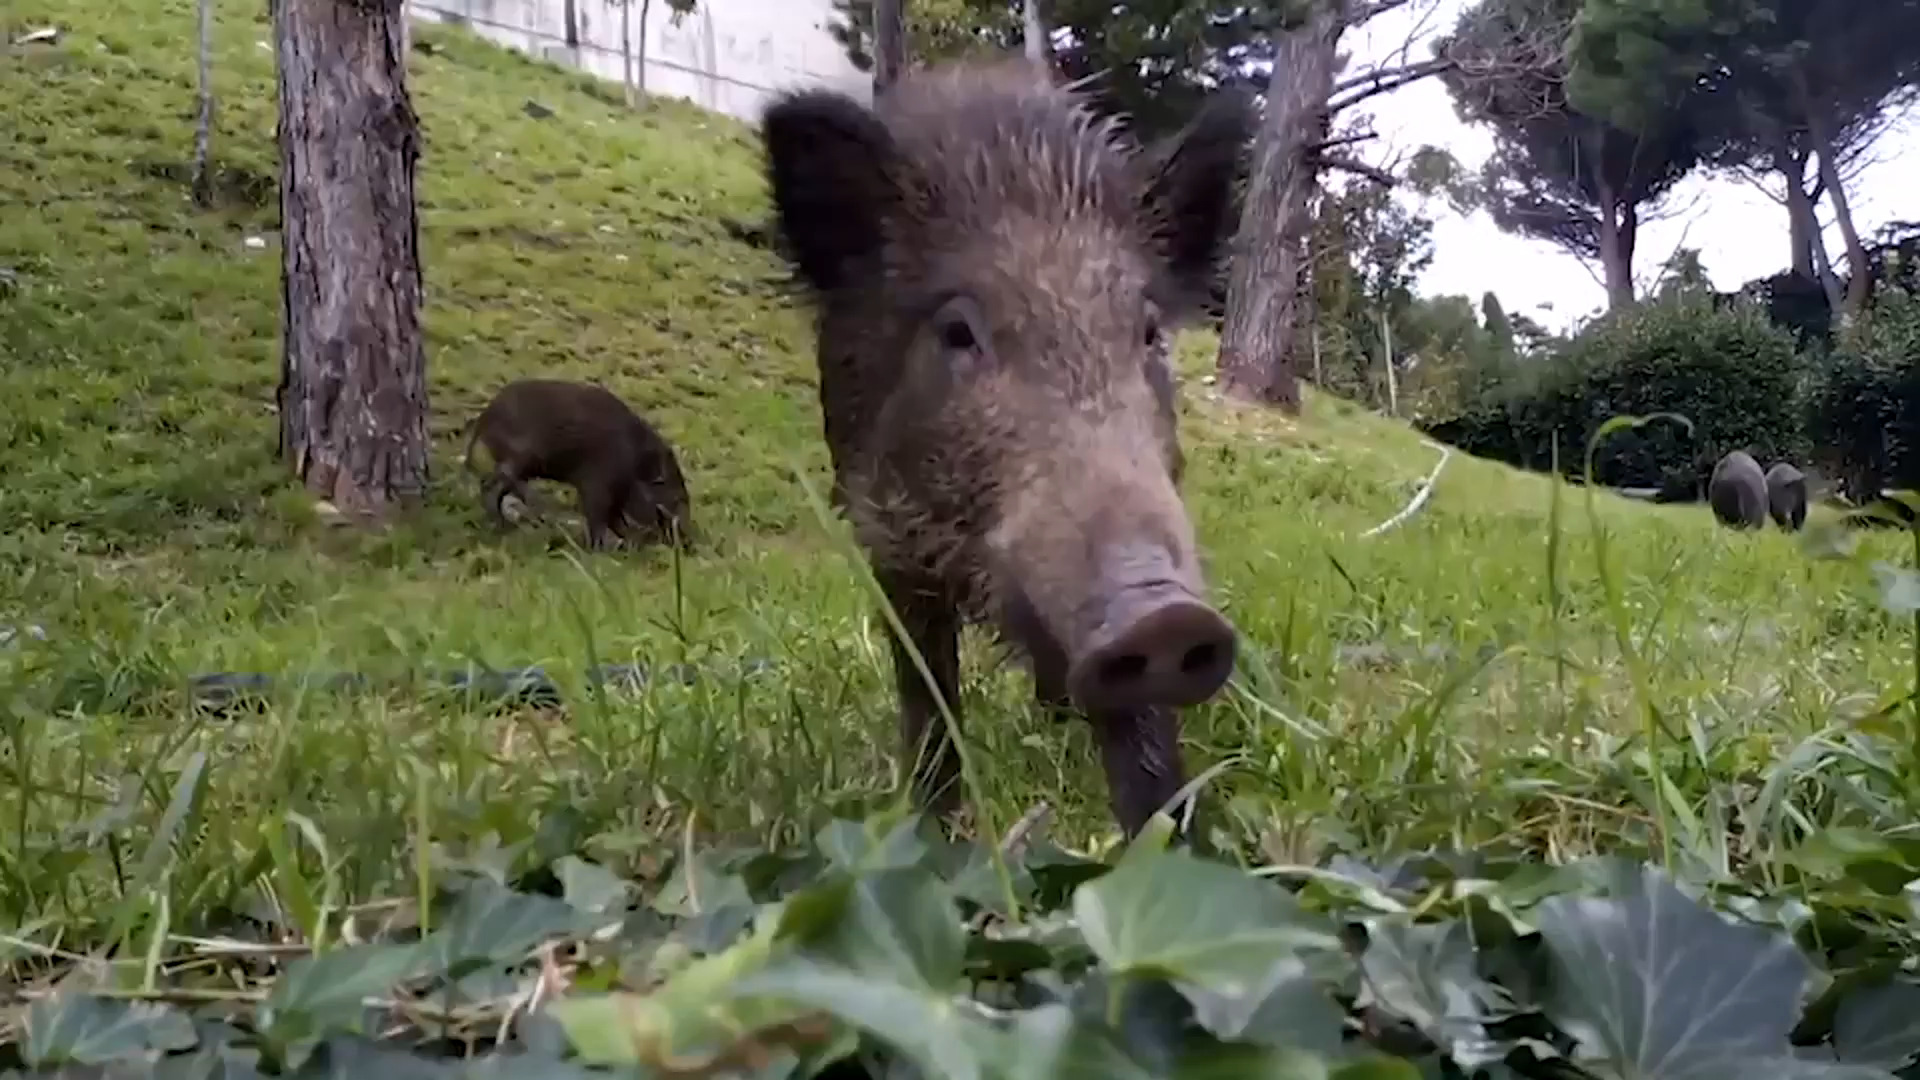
[405,0,871,122]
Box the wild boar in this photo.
[462,378,692,551]
[1764,461,1807,531]
[1708,449,1767,530]
[759,59,1252,837]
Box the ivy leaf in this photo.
[20,993,197,1067]
[1869,562,1920,617]
[1073,845,1348,1039]
[256,943,426,1071]
[1832,980,1920,1071]
[815,814,930,873]
[418,881,589,981]
[810,866,966,991]
[734,956,989,1080]
[1358,919,1511,1069]
[556,855,632,916]
[1533,864,1885,1080]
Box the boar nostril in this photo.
[1069,587,1238,711]
[1180,641,1221,676]
[1100,653,1149,686]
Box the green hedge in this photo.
[1424,294,1805,496]
[1804,287,1920,501]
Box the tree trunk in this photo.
[1796,76,1870,315]
[872,0,905,96]
[1810,139,1870,315]
[1597,204,1636,309]
[1773,144,1816,278]
[637,0,651,93]
[621,0,635,107]
[1022,0,1049,73]
[274,0,430,518]
[1215,1,1341,411]
[192,0,216,208]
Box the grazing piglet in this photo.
[1764,461,1807,531]
[463,378,692,551]
[759,58,1252,838]
[1709,449,1767,530]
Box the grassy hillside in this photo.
[4,0,1919,949]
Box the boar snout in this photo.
[1071,569,1236,712]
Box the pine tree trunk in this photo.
[274,0,430,518]
[621,0,635,107]
[873,0,905,95]
[1022,0,1049,72]
[191,0,216,208]
[1796,73,1870,316]
[637,0,651,93]
[1215,1,1340,411]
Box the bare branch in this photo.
[1315,130,1380,152]
[1329,57,1454,113]
[1322,154,1398,186]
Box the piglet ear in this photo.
[761,89,907,293]
[1137,89,1255,318]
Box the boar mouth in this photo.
[1066,579,1237,713]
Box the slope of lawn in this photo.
[5,0,1920,974]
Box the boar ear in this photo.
[761,89,907,293]
[1138,89,1254,316]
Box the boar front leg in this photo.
[880,572,965,825]
[1090,706,1191,839]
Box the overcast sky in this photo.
[1341,0,1920,332]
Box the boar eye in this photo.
[1142,306,1164,349]
[941,318,977,351]
[930,295,988,364]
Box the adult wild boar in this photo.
[463,378,692,551]
[759,59,1251,837]
[1708,449,1767,530]
[1764,461,1807,531]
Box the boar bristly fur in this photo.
[464,378,692,552]
[761,59,1252,838]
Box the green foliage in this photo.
[1571,0,1920,302]
[1428,294,1805,492]
[1805,288,1920,499]
[19,5,1920,1077]
[823,0,1293,139]
[1441,0,1713,307]
[11,815,1920,1077]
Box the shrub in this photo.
[1425,293,1806,495]
[1805,287,1920,501]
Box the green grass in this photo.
[5,0,1920,960]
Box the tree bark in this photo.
[621,0,635,106]
[1795,75,1870,316]
[274,0,430,518]
[1810,136,1870,315]
[873,0,906,96]
[637,0,652,93]
[192,0,216,208]
[1022,0,1049,73]
[1215,0,1341,410]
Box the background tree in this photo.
[828,0,1016,75]
[1022,0,1049,70]
[1439,0,1708,313]
[1570,0,1920,317]
[192,0,216,207]
[1215,0,1461,410]
[1480,290,1514,358]
[274,0,429,517]
[873,0,908,92]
